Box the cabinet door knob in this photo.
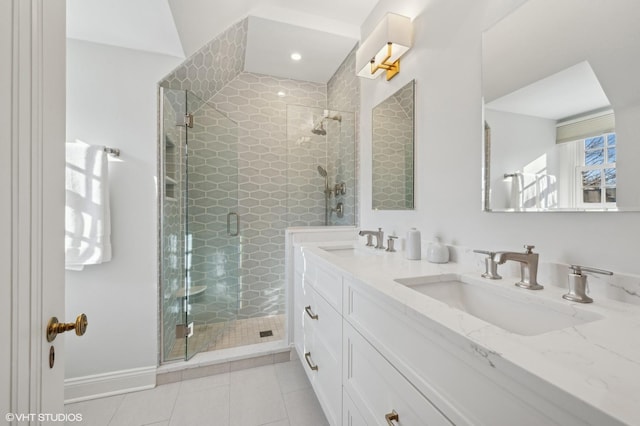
[304,352,319,371]
[385,409,399,425]
[305,305,318,320]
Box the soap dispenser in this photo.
[563,265,613,303]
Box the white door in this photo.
[1,0,67,422]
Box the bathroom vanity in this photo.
[291,239,640,425]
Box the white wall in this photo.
[486,109,556,209]
[359,0,640,275]
[65,39,182,379]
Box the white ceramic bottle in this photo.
[426,237,449,263]
[405,228,421,260]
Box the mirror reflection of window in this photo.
[578,133,616,207]
[482,0,640,212]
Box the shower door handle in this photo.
[227,212,239,236]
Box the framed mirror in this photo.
[372,79,415,210]
[482,0,640,212]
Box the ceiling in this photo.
[67,0,380,83]
[485,61,611,121]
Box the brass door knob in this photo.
[46,313,88,342]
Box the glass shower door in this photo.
[184,90,240,360]
[159,87,239,362]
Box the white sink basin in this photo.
[319,244,384,258]
[394,274,602,336]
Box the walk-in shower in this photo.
[159,94,356,363]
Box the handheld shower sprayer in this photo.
[317,165,329,193]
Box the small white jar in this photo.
[426,237,449,263]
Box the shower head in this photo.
[317,165,328,177]
[311,121,326,136]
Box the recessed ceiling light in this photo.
[277,91,286,97]
[290,52,302,61]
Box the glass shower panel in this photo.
[160,88,239,362]
[286,105,356,226]
[184,91,240,360]
[160,88,188,362]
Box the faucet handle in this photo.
[365,234,373,246]
[524,244,535,254]
[473,249,495,256]
[570,265,613,276]
[386,236,398,252]
[473,249,502,280]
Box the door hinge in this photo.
[184,113,194,128]
[176,322,194,339]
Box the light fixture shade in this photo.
[356,13,413,80]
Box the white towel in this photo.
[65,141,112,270]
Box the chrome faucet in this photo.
[492,245,543,290]
[359,228,384,249]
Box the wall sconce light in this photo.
[356,13,413,81]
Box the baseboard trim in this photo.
[64,366,156,403]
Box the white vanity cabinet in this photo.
[294,245,622,426]
[293,249,342,426]
[343,321,453,425]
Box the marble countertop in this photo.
[298,241,640,426]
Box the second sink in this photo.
[394,274,602,336]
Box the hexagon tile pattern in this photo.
[160,34,361,346]
[328,46,360,226]
[372,84,414,209]
[212,72,329,319]
[160,19,248,103]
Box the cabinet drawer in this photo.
[344,322,453,426]
[295,272,342,426]
[305,336,341,426]
[303,253,342,311]
[343,388,367,426]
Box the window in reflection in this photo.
[578,132,616,207]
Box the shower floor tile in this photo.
[168,314,285,359]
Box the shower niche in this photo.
[286,105,357,227]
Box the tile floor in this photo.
[65,359,328,426]
[169,315,286,359]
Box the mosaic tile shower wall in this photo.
[185,96,239,331]
[160,19,248,103]
[211,72,327,318]
[159,19,360,353]
[286,104,329,227]
[372,82,415,209]
[327,47,359,226]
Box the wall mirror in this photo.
[372,79,415,210]
[482,0,640,212]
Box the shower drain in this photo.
[259,330,273,338]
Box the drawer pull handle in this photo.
[385,410,399,425]
[305,305,318,320]
[304,352,319,371]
